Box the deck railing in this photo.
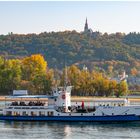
[5,105,54,110]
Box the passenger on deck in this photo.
[11,101,18,106]
[19,102,26,106]
[81,101,84,109]
[28,101,45,106]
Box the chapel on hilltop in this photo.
[84,18,93,34]
[83,18,101,38]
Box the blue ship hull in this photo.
[0,115,140,122]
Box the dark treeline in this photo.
[0,54,128,97]
[0,31,140,77]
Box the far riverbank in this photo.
[0,96,140,102]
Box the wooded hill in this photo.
[0,31,140,76]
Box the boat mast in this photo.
[64,61,68,89]
[54,66,58,90]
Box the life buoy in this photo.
[62,94,65,100]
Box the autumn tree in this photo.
[67,65,81,95]
[130,67,138,76]
[21,54,54,94]
[108,80,117,96]
[21,54,47,81]
[115,81,128,97]
[107,65,113,76]
[78,69,92,96]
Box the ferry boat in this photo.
[0,86,140,122]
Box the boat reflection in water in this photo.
[1,121,140,139]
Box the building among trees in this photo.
[83,18,101,38]
[84,18,93,34]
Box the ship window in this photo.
[31,111,36,116]
[6,111,12,116]
[81,113,83,116]
[102,113,104,116]
[8,107,13,109]
[58,114,60,116]
[93,113,95,116]
[15,107,21,109]
[125,113,127,115]
[22,111,27,116]
[48,111,54,116]
[112,113,114,115]
[39,111,45,116]
[69,113,71,116]
[13,112,19,116]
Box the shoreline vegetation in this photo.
[0,96,140,102]
[0,54,129,98]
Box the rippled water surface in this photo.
[0,121,140,139]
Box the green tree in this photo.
[32,73,53,95]
[115,81,128,97]
[0,58,21,94]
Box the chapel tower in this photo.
[84,18,89,33]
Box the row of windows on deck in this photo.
[5,111,53,116]
[5,111,129,116]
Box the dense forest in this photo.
[0,31,140,77]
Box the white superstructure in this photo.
[0,86,140,122]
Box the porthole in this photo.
[58,114,60,116]
[112,113,114,115]
[69,113,71,116]
[125,113,127,115]
[93,113,95,116]
[81,113,83,116]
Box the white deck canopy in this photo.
[6,95,58,99]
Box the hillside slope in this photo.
[0,31,140,74]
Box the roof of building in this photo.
[5,95,58,99]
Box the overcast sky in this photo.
[0,1,140,35]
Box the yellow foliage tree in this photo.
[67,65,81,95]
[131,67,138,76]
[79,69,91,96]
[22,54,47,81]
[108,80,117,96]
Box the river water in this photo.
[0,121,140,139]
[0,101,140,139]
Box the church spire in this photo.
[84,17,89,33]
[86,17,88,25]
